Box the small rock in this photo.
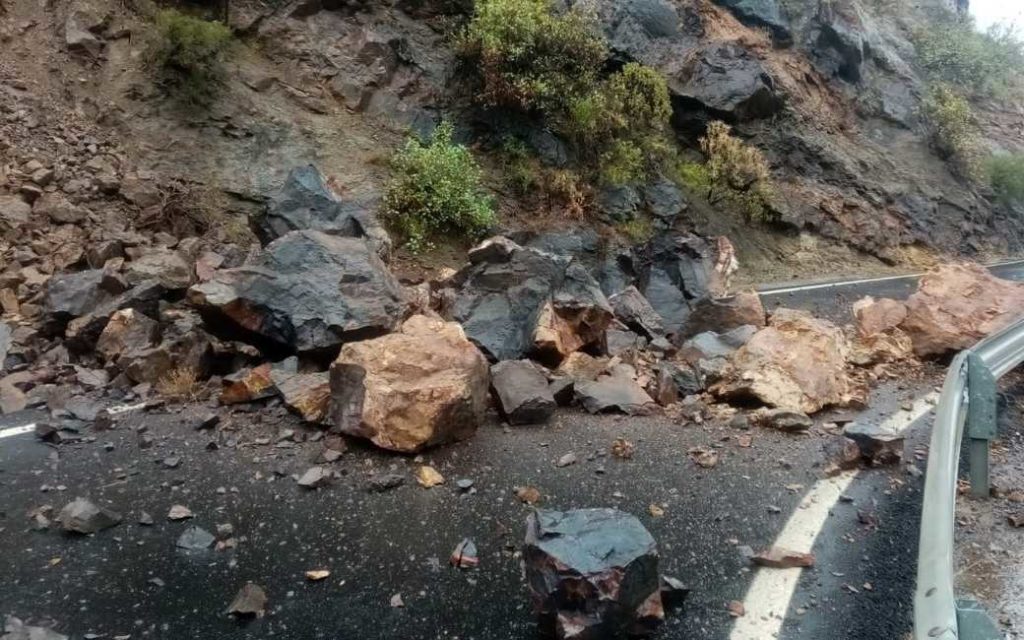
[751,547,815,568]
[556,453,577,468]
[390,593,404,608]
[297,466,332,489]
[305,569,331,581]
[58,497,122,534]
[177,526,216,550]
[449,538,479,569]
[167,505,194,521]
[416,465,444,488]
[227,582,267,617]
[515,486,542,505]
[366,473,405,493]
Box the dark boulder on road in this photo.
[576,372,657,415]
[490,360,556,425]
[524,508,664,638]
[188,230,408,356]
[442,237,612,364]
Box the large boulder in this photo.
[329,315,490,453]
[670,43,783,121]
[524,508,664,638]
[852,296,907,338]
[443,237,613,364]
[713,308,856,413]
[901,264,1024,357]
[609,286,664,339]
[188,231,408,355]
[576,374,658,415]
[490,360,557,425]
[256,165,389,256]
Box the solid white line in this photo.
[0,424,35,440]
[729,397,938,639]
[758,259,1024,297]
[729,470,859,640]
[759,272,918,297]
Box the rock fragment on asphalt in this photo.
[751,547,815,568]
[167,505,194,521]
[449,539,479,569]
[177,526,216,550]
[366,473,405,493]
[490,360,556,425]
[58,497,122,534]
[297,466,332,489]
[227,583,267,617]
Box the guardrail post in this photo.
[966,352,997,499]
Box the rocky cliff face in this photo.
[0,0,1021,282]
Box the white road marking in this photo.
[729,397,938,640]
[0,424,35,440]
[0,402,145,443]
[758,259,1024,297]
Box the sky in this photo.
[971,0,1024,30]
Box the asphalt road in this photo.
[0,376,941,640]
[758,259,1024,325]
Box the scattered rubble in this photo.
[752,547,816,568]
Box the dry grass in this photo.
[156,366,204,401]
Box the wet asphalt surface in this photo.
[0,378,938,640]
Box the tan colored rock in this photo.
[902,263,1024,357]
[125,248,192,290]
[555,352,610,382]
[329,315,489,453]
[850,328,914,365]
[220,363,276,405]
[96,309,159,362]
[532,298,612,365]
[272,370,330,424]
[852,296,907,338]
[713,308,856,414]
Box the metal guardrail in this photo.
[914,317,1024,640]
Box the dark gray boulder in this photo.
[490,360,556,425]
[63,280,166,350]
[671,43,783,121]
[257,166,389,256]
[524,508,664,637]
[609,286,665,339]
[44,270,115,323]
[443,237,612,364]
[712,0,791,43]
[633,235,724,337]
[188,231,409,355]
[576,374,656,415]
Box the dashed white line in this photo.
[729,396,938,640]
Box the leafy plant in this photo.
[461,1,673,187]
[383,122,496,252]
[921,84,985,182]
[988,154,1024,205]
[913,16,1024,97]
[678,121,775,223]
[149,9,234,104]
[458,0,606,114]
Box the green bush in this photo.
[383,122,496,252]
[149,9,234,104]
[458,0,605,113]
[921,84,984,181]
[913,16,1024,97]
[461,0,673,187]
[678,121,775,222]
[988,154,1024,205]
